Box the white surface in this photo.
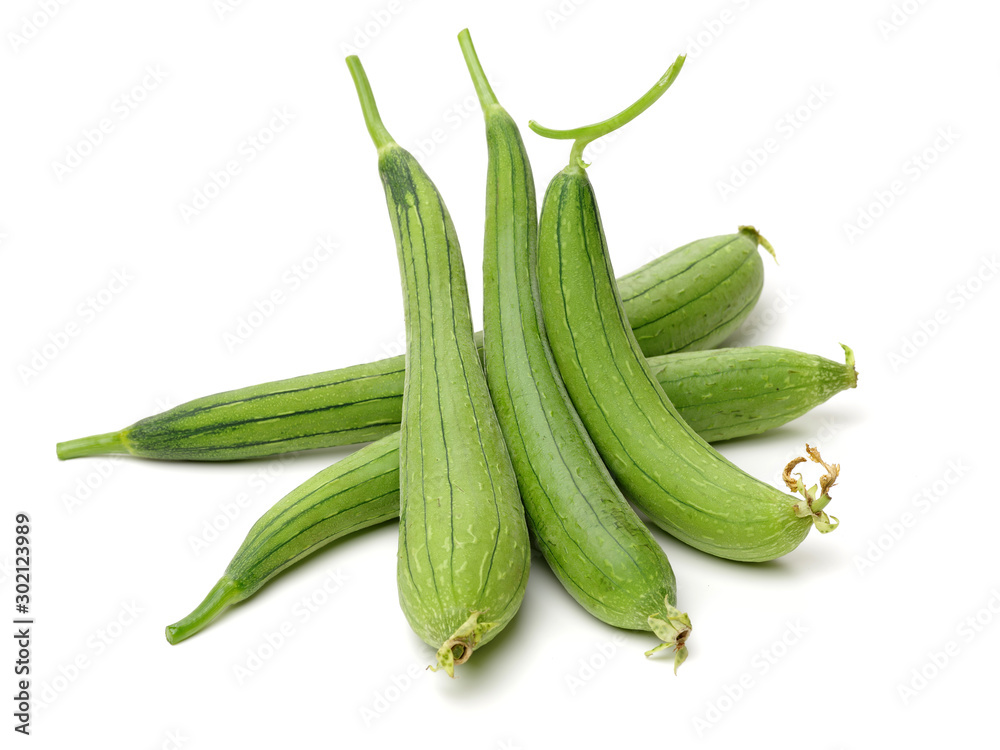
[3,0,998,746]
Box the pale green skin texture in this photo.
[650,346,856,443]
[479,106,676,630]
[620,232,765,356]
[537,167,813,562]
[225,433,401,597]
[378,145,529,651]
[60,231,765,463]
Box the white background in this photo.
[3,0,999,747]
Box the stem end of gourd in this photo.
[56,431,130,460]
[840,343,858,388]
[738,225,778,264]
[346,54,396,152]
[429,611,496,677]
[645,600,692,674]
[784,445,840,533]
[165,576,243,645]
[457,28,501,111]
[530,53,685,169]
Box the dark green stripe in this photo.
[156,366,405,422]
[149,420,400,455]
[619,233,741,302]
[240,487,399,582]
[630,246,756,332]
[137,396,402,443]
[238,464,399,562]
[664,291,759,350]
[393,157,436,601]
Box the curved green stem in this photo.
[529,54,686,168]
[840,343,856,372]
[346,55,395,151]
[738,225,778,264]
[165,577,243,645]
[56,431,129,460]
[457,29,500,111]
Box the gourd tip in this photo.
[164,577,242,645]
[429,611,496,677]
[55,431,128,460]
[645,601,692,674]
[738,225,777,264]
[785,446,840,533]
[840,343,858,387]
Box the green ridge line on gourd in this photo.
[638,246,753,322]
[236,469,400,567]
[620,235,742,302]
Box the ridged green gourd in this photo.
[164,433,400,644]
[56,232,773,462]
[462,31,689,668]
[532,63,841,562]
[348,55,529,675]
